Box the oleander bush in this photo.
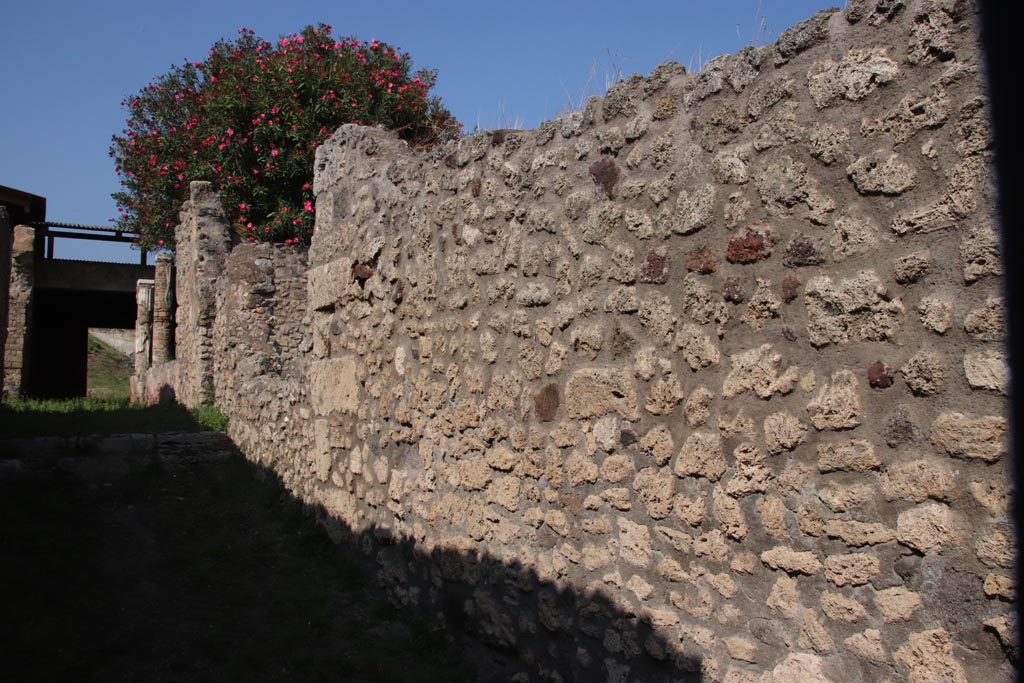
[111,24,460,250]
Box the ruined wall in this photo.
[302,3,1013,681]
[152,2,1014,681]
[211,242,311,468]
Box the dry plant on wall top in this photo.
[738,0,773,48]
[558,49,628,118]
[689,0,773,72]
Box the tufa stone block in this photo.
[310,356,361,416]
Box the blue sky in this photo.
[0,0,837,263]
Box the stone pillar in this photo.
[3,225,36,398]
[0,207,10,394]
[152,254,174,365]
[134,278,154,376]
[174,181,233,408]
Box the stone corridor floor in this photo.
[0,432,473,682]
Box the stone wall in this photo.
[146,2,1015,681]
[211,242,310,469]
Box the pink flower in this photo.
[271,149,279,157]
[303,200,313,212]
[226,128,234,136]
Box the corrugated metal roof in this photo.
[47,257,154,266]
[30,221,140,235]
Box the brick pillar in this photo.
[134,278,154,376]
[152,254,174,365]
[3,225,36,398]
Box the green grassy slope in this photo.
[86,333,133,400]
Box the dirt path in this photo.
[0,433,474,682]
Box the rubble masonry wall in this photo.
[156,3,1014,681]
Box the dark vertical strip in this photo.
[978,1,1023,656]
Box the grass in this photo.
[192,402,229,431]
[0,397,230,438]
[86,333,133,400]
[3,332,229,436]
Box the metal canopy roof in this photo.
[29,220,140,235]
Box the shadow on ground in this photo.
[1,424,702,682]
[0,398,203,438]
